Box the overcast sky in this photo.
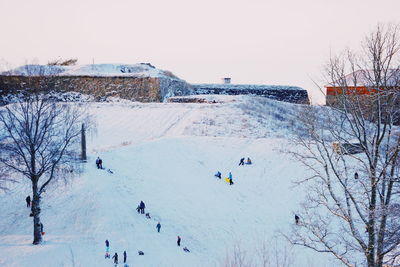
[1,0,399,103]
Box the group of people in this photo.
[239,157,252,166]
[135,201,191,255]
[214,171,234,185]
[105,240,128,267]
[136,201,146,214]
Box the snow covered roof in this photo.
[326,69,400,87]
[192,83,306,91]
[2,63,176,78]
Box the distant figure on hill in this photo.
[105,239,110,258]
[246,157,252,165]
[229,172,233,185]
[177,236,181,246]
[99,158,103,169]
[183,247,190,252]
[96,157,100,169]
[26,195,31,208]
[40,223,44,235]
[295,215,300,225]
[354,172,359,179]
[146,212,151,219]
[156,222,161,233]
[112,252,118,265]
[123,250,127,263]
[239,158,245,166]
[139,201,146,214]
[136,205,140,214]
[214,171,221,179]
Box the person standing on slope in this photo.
[123,250,127,263]
[239,158,245,166]
[139,201,146,214]
[112,252,118,265]
[26,195,31,208]
[229,172,233,185]
[156,222,161,233]
[177,236,181,246]
[105,239,110,258]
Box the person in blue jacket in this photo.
[229,172,233,185]
[156,222,161,232]
[214,171,221,179]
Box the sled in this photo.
[224,178,234,185]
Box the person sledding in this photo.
[246,157,252,165]
[183,247,190,252]
[214,171,221,179]
[239,158,245,166]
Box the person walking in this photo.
[139,201,145,214]
[239,158,245,166]
[26,196,31,208]
[177,236,181,246]
[156,222,161,233]
[229,172,233,185]
[112,252,118,265]
[123,250,127,263]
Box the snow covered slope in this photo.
[0,96,338,267]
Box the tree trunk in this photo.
[31,181,42,245]
[81,123,87,161]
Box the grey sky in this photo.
[1,0,399,103]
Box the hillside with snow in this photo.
[0,95,338,267]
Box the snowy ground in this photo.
[0,96,339,267]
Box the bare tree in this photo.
[0,94,88,244]
[284,24,400,267]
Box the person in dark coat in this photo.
[183,247,190,252]
[139,201,145,214]
[156,222,161,233]
[96,157,100,169]
[214,171,221,179]
[239,158,245,166]
[229,172,233,185]
[177,236,181,246]
[295,215,300,225]
[123,250,127,263]
[112,252,118,265]
[40,223,44,235]
[26,196,31,208]
[99,158,103,169]
[105,240,110,258]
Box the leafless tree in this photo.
[284,24,400,267]
[0,93,88,244]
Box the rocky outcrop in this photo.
[0,66,192,104]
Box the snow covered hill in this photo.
[0,96,338,267]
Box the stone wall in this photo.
[192,84,310,104]
[0,75,192,104]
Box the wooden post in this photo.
[81,123,87,161]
